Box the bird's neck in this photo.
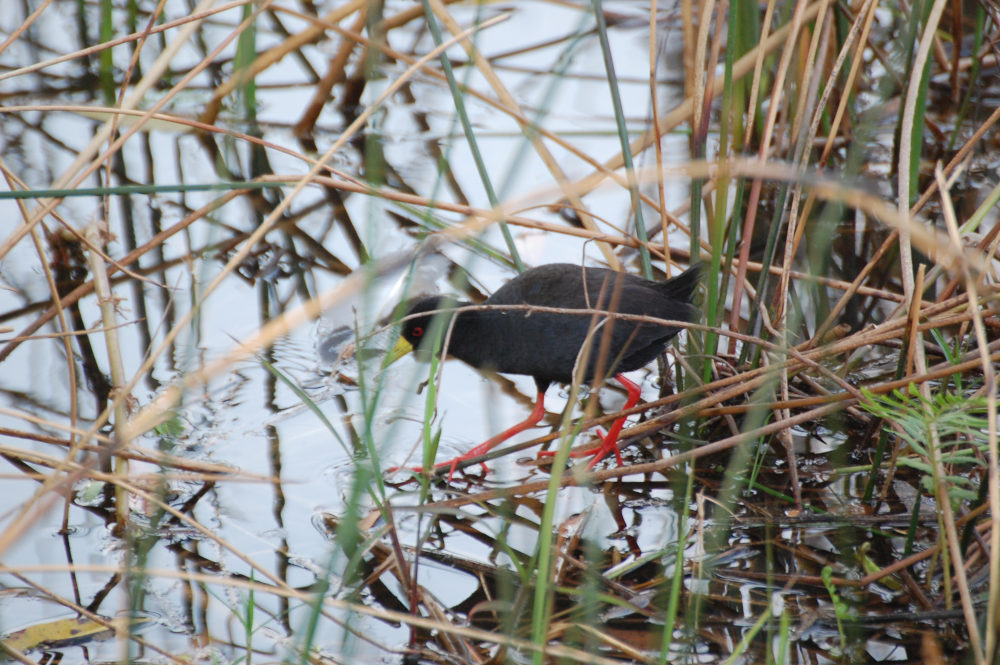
[442,303,483,365]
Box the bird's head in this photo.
[386,296,458,365]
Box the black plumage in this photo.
[392,263,701,476]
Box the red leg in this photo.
[587,374,641,468]
[396,391,548,480]
[537,374,642,467]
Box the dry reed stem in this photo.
[728,0,810,347]
[198,0,367,125]
[690,0,713,149]
[0,441,269,480]
[778,0,831,321]
[937,164,999,663]
[0,0,237,262]
[0,0,54,59]
[293,10,368,138]
[648,0,670,264]
[880,13,1000,642]
[0,1,251,83]
[782,0,875,303]
[576,0,826,204]
[0,561,646,664]
[0,190,246,362]
[810,88,1000,344]
[897,0,950,302]
[0,460,289,596]
[0,163,84,486]
[425,0,621,270]
[84,221,131,526]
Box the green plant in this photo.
[861,384,989,504]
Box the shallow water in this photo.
[1,0,996,663]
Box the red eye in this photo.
[411,326,424,338]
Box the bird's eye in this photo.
[411,326,424,338]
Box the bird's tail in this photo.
[658,263,703,303]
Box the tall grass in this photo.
[0,0,997,663]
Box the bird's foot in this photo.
[585,427,624,468]
[536,425,624,468]
[537,374,640,469]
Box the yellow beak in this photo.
[384,336,414,367]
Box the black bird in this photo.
[389,262,701,477]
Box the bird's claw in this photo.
[535,426,623,468]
